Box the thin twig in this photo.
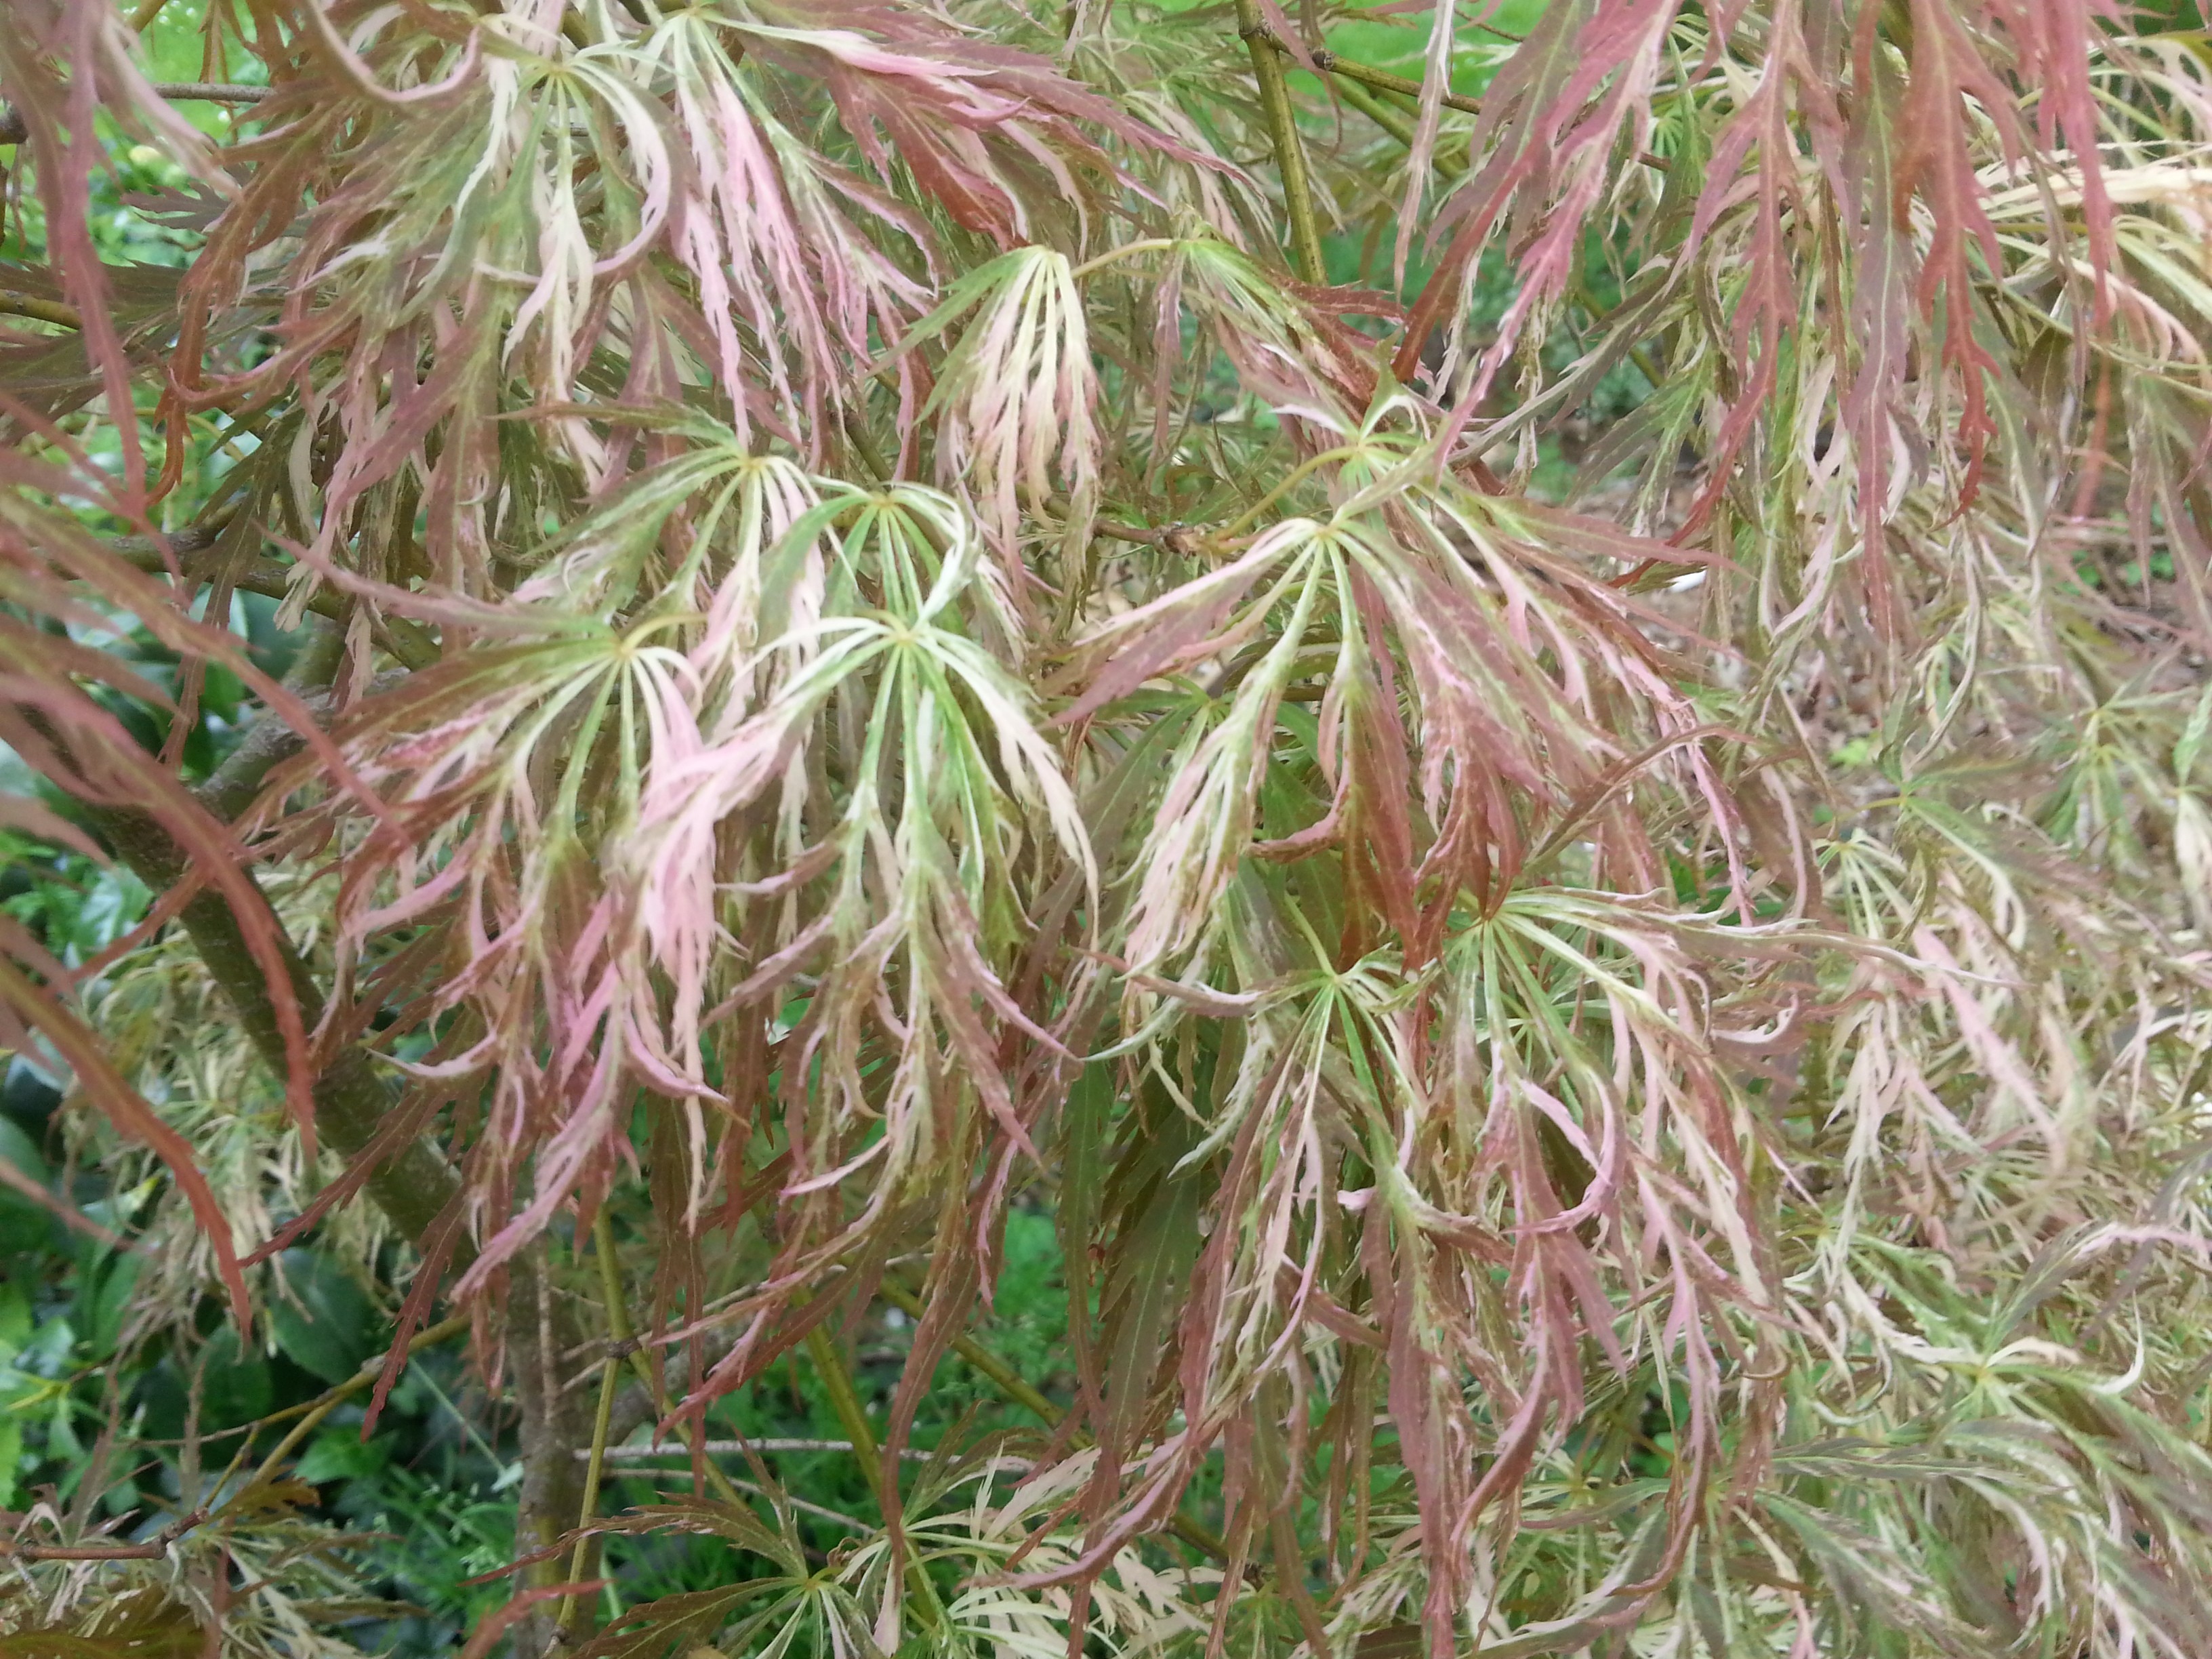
[134,83,274,107]
[0,1508,207,1561]
[1258,31,1484,116]
[876,1282,1061,1427]
[0,84,272,146]
[556,1214,628,1640]
[719,1477,872,1533]
[577,1440,947,1462]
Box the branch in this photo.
[1094,518,1225,558]
[0,83,271,146]
[0,291,82,329]
[1233,3,1326,284]
[115,544,346,622]
[108,531,440,669]
[576,1440,945,1461]
[191,677,366,825]
[88,806,465,1251]
[557,1214,631,1639]
[1258,31,1483,116]
[1333,75,1416,147]
[0,1509,208,1561]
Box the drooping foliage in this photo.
[5,0,2212,1654]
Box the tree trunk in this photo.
[95,805,594,1656]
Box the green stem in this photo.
[1069,238,1181,283]
[1332,75,1416,147]
[1265,33,1484,115]
[1220,441,1366,536]
[0,292,81,329]
[876,1280,1059,1426]
[803,1320,945,1629]
[592,1218,748,1513]
[1233,1,1326,284]
[802,1326,883,1495]
[557,1217,628,1639]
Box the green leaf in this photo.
[76,1252,142,1362]
[193,1328,273,1431]
[295,1427,389,1486]
[0,1410,20,1512]
[271,1248,378,1384]
[0,1280,30,1356]
[0,1116,53,1256]
[1099,1084,1204,1448]
[0,1117,49,1189]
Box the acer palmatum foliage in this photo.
[4,0,2212,1654]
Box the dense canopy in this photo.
[3,0,2212,1656]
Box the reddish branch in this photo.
[0,1509,207,1562]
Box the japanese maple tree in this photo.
[4,0,2212,1655]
